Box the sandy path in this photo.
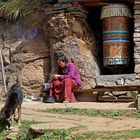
[20,101,140,132]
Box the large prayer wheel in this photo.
[101,4,133,72]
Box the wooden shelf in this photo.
[74,84,140,93]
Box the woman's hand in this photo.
[51,74,61,80]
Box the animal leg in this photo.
[17,105,22,124]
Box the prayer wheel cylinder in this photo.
[101,4,133,72]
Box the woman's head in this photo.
[57,55,68,67]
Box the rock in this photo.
[135,64,140,73]
[43,11,100,89]
[18,63,44,95]
[29,122,79,136]
[134,33,140,38]
[134,42,140,47]
[6,126,19,140]
[0,19,50,95]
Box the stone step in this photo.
[29,122,81,137]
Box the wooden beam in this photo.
[79,0,134,3]
[74,84,140,93]
[79,0,134,7]
[82,2,107,7]
[59,0,134,3]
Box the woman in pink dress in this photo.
[50,55,81,103]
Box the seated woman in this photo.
[50,55,81,103]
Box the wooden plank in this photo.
[74,84,140,93]
[98,96,134,102]
[59,0,134,7]
[82,3,107,7]
[95,84,140,88]
[100,84,140,88]
[74,84,137,102]
[92,87,140,92]
[75,88,140,93]
[79,0,134,3]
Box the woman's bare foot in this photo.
[63,98,69,103]
[63,100,69,103]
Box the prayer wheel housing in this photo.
[101,4,133,73]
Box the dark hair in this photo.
[57,55,68,63]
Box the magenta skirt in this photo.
[50,78,79,102]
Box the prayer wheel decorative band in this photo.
[101,4,132,68]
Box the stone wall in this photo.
[0,19,50,95]
[0,2,140,98]
[42,4,100,89]
[134,2,140,75]
[0,3,101,95]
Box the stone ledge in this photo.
[29,122,80,137]
[96,74,140,86]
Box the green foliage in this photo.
[134,110,140,117]
[130,91,139,98]
[76,129,140,140]
[18,120,39,140]
[20,120,38,129]
[0,0,42,20]
[18,121,80,140]
[4,117,140,140]
[0,130,7,140]
[41,108,126,118]
[18,126,140,140]
[1,111,140,140]
[35,129,76,140]
[0,119,9,140]
[40,107,140,118]
[124,129,140,139]
[0,119,10,131]
[75,131,96,140]
[0,0,7,2]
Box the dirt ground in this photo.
[0,99,140,139]
[21,100,139,131]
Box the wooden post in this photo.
[136,94,140,110]
[0,34,7,96]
